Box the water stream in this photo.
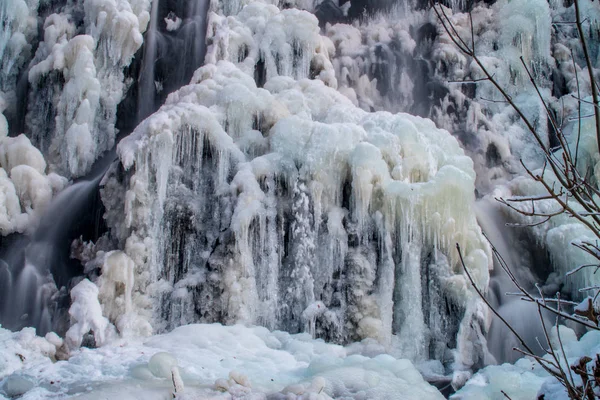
[0,150,115,335]
[475,198,553,363]
[137,0,209,123]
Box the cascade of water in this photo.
[136,0,209,123]
[137,0,160,122]
[0,151,116,335]
[475,198,552,363]
[183,0,209,80]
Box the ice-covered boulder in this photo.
[65,278,116,350]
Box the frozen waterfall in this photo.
[1,0,600,398]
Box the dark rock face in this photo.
[315,0,347,27]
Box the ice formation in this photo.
[0,104,66,234]
[101,47,492,380]
[205,1,337,85]
[65,278,115,350]
[318,0,597,195]
[0,0,39,106]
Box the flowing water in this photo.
[0,164,110,334]
[476,198,553,363]
[137,0,209,122]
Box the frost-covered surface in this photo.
[0,323,444,400]
[453,326,600,400]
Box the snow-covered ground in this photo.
[0,323,444,399]
[3,321,600,399]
